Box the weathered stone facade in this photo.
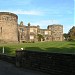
[18,21,63,42]
[47,25,63,41]
[0,12,63,43]
[0,12,18,43]
[18,22,38,42]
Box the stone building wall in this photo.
[48,25,63,41]
[0,12,63,43]
[18,22,63,42]
[39,29,52,41]
[0,12,18,43]
[18,22,38,42]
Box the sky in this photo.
[0,0,74,33]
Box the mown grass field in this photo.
[0,41,75,55]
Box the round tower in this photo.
[0,12,18,43]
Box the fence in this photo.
[16,50,74,75]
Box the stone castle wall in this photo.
[0,12,18,43]
[18,23,63,42]
[0,12,63,43]
[48,25,63,41]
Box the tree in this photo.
[20,21,23,26]
[63,33,69,40]
[68,26,75,41]
[28,22,30,26]
[37,34,44,41]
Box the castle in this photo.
[0,12,63,43]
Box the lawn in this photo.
[0,41,75,55]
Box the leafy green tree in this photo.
[20,21,23,26]
[63,33,69,40]
[68,26,75,41]
[37,34,44,41]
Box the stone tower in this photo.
[48,24,63,41]
[0,12,18,43]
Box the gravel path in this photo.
[0,60,50,75]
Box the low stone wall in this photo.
[16,50,74,75]
[0,53,16,64]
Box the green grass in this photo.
[0,41,75,55]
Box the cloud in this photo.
[31,20,60,28]
[0,10,43,15]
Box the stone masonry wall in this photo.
[0,12,18,43]
[16,50,74,75]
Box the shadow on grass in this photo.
[24,47,75,54]
[24,47,44,52]
[0,46,74,55]
[46,47,75,54]
[69,43,75,46]
[0,46,13,55]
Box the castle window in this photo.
[30,28,34,32]
[0,16,1,20]
[45,31,48,35]
[6,16,10,21]
[1,27,2,33]
[30,35,34,39]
